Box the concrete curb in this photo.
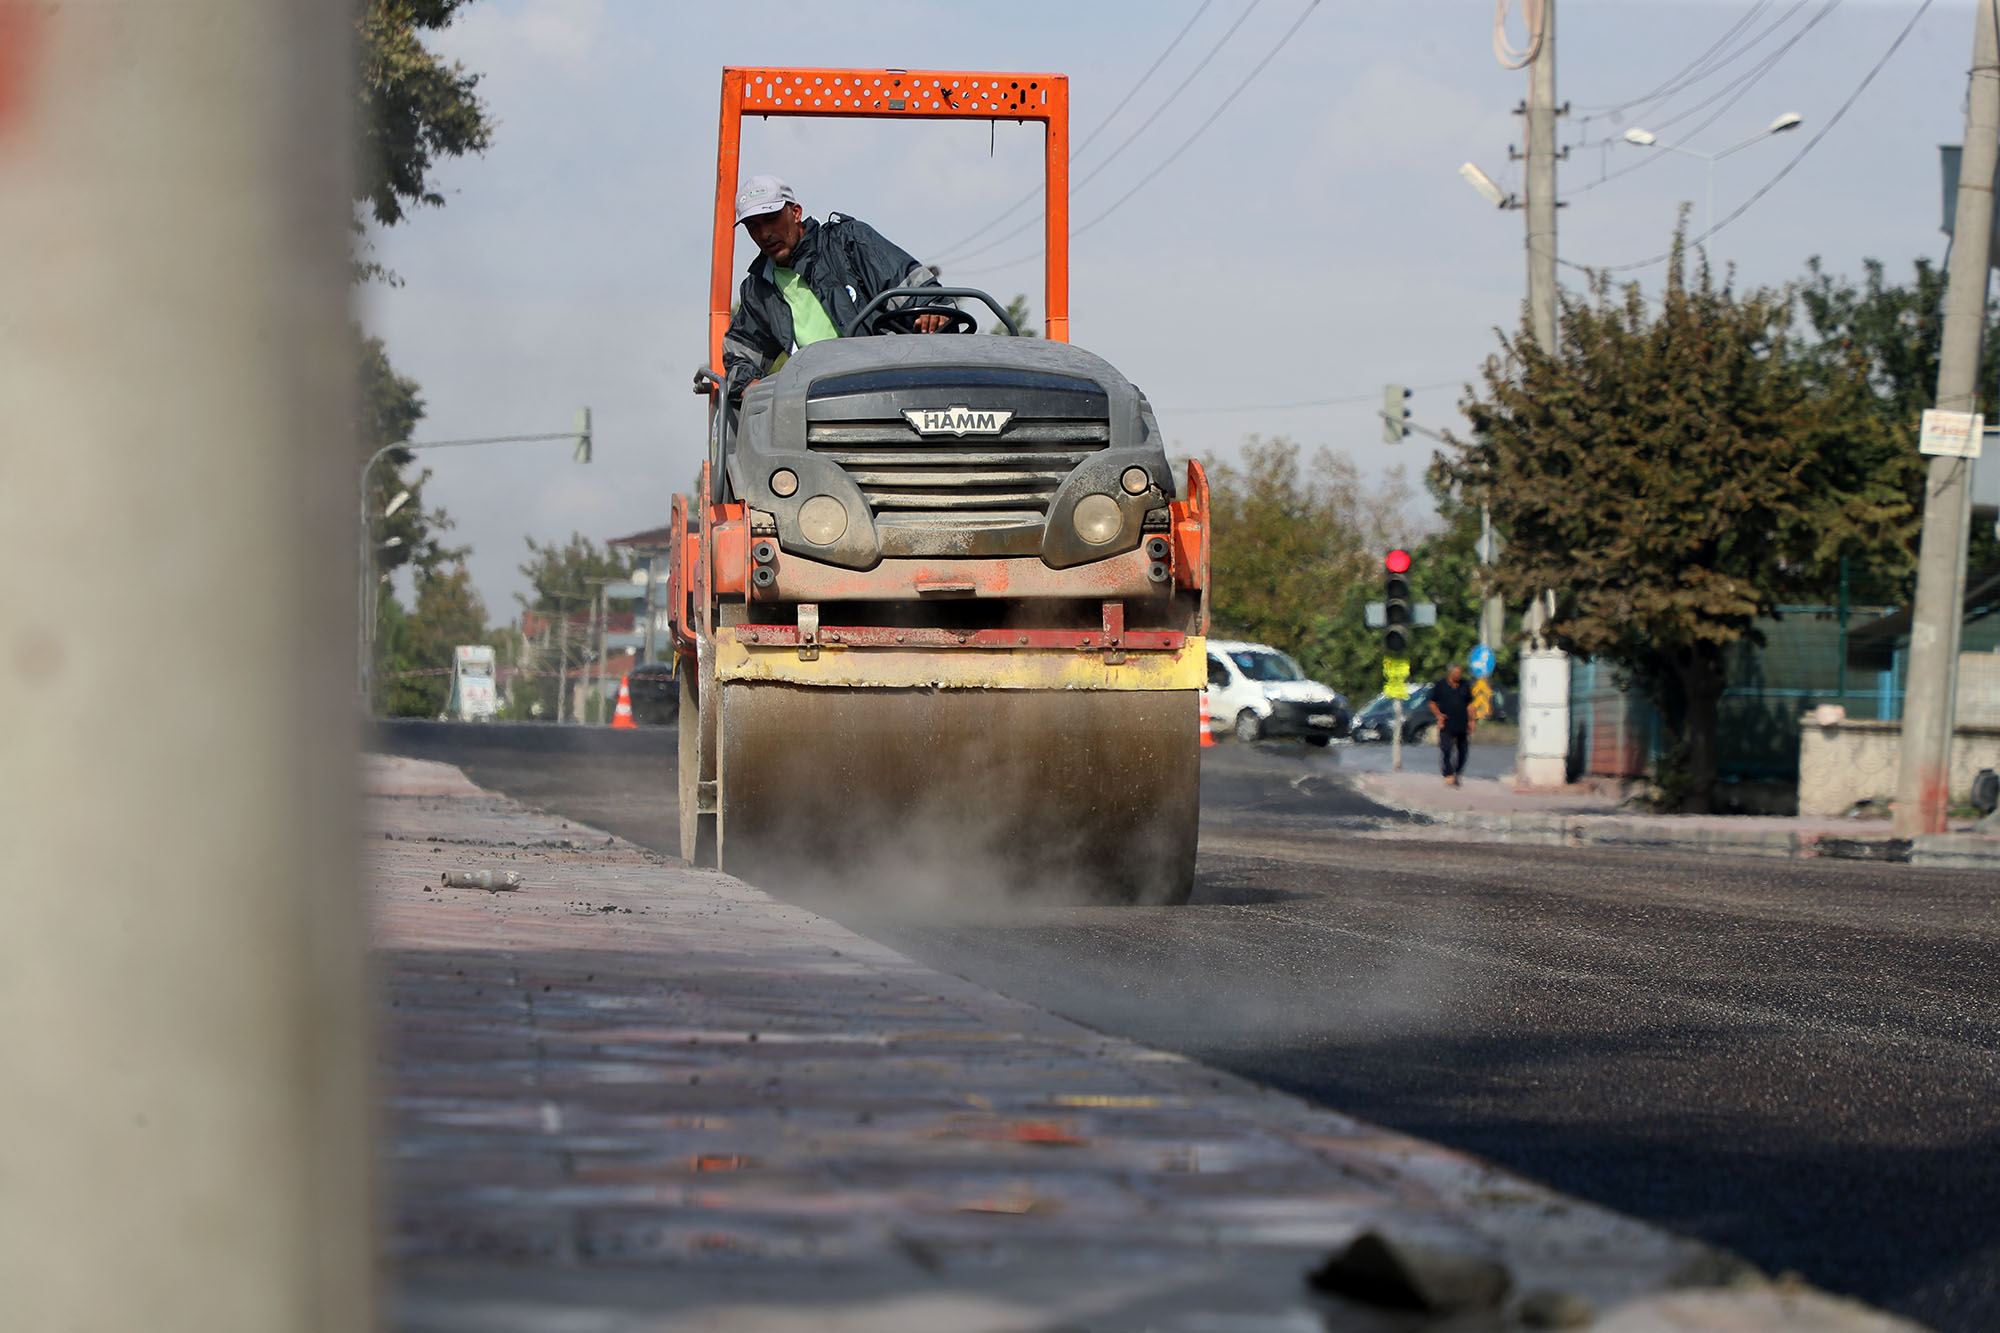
[1347,774,2000,867]
[1577,817,1803,859]
[1909,831,2000,868]
[367,754,1921,1333]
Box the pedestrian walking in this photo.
[1429,662,1475,786]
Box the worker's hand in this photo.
[913,312,949,333]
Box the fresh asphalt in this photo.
[373,719,2000,1332]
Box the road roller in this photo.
[665,67,1209,904]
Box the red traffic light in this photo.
[1384,548,1411,574]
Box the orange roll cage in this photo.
[707,66,1071,376]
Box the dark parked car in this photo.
[1349,684,1434,744]
[624,663,680,725]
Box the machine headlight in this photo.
[1071,493,1122,545]
[798,495,848,546]
[770,468,799,497]
[1120,466,1150,496]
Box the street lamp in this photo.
[358,408,595,710]
[1620,112,1803,252]
[1458,161,1519,211]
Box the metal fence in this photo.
[1568,608,1906,785]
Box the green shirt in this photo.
[772,265,840,349]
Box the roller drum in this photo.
[713,682,1197,904]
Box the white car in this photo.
[1203,639,1352,746]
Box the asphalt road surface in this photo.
[375,720,2000,1331]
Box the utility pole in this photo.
[1525,0,1559,353]
[643,556,662,665]
[1508,0,1571,789]
[1896,0,2000,835]
[1480,508,1505,649]
[536,619,551,719]
[555,599,572,724]
[594,583,609,724]
[584,590,598,723]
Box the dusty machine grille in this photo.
[806,419,1111,529]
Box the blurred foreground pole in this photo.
[0,3,374,1330]
[1896,0,2000,835]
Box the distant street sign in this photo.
[1383,656,1411,700]
[1920,408,1984,458]
[1470,644,1495,678]
[1471,677,1493,720]
[1365,601,1386,628]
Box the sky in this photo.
[362,0,1979,618]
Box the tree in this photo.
[518,534,634,613]
[357,330,470,678]
[516,535,634,720]
[351,0,494,714]
[990,293,1039,337]
[355,0,493,235]
[1205,438,1411,699]
[1795,256,1999,426]
[375,559,489,717]
[352,0,492,556]
[357,331,457,579]
[1440,235,1919,811]
[351,0,490,560]
[1794,255,2000,596]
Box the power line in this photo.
[1072,1,1321,233]
[1574,0,1936,275]
[1641,0,1840,137]
[1564,0,1836,199]
[929,0,1219,261]
[1568,0,1799,150]
[934,0,1268,269]
[955,0,1324,277]
[1074,0,1222,164]
[1067,0,1267,199]
[1572,0,1786,117]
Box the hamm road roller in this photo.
[666,67,1210,904]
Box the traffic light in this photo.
[1383,548,1412,657]
[1381,383,1411,443]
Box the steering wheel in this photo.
[841,286,1019,339]
[871,304,979,336]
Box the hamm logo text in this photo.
[903,406,1013,437]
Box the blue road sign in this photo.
[1469,644,1495,679]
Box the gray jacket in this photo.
[721,213,949,396]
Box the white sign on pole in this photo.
[1920,408,1984,458]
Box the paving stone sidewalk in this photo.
[368,755,1923,1331]
[1342,764,2000,869]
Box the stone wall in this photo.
[1798,716,2000,816]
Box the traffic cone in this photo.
[1199,692,1215,748]
[611,676,636,729]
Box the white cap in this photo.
[735,174,798,224]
